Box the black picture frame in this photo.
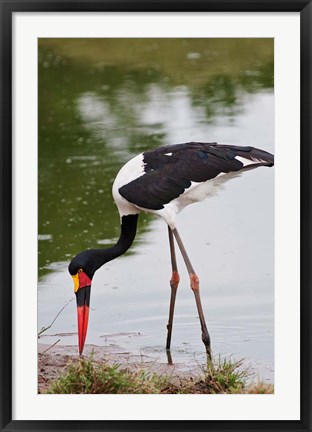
[1,1,311,431]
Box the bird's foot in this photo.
[201,331,212,361]
[205,345,212,363]
[166,348,174,365]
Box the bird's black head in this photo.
[68,249,99,281]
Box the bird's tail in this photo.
[241,147,274,166]
[220,145,274,171]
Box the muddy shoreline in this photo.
[38,343,202,393]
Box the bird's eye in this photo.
[78,268,83,274]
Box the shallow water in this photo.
[38,39,274,383]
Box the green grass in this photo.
[46,355,273,394]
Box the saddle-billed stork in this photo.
[69,141,274,358]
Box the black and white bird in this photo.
[69,141,274,358]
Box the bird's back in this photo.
[115,142,274,215]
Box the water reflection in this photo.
[38,39,274,381]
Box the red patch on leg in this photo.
[190,273,200,291]
[170,270,180,287]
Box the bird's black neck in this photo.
[93,214,139,271]
[113,214,139,258]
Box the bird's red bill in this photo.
[75,283,91,355]
[77,304,89,355]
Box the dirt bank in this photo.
[38,343,200,393]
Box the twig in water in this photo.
[41,339,60,354]
[38,298,73,337]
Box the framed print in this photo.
[1,1,311,431]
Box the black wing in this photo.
[119,142,274,210]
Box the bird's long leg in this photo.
[172,228,211,359]
[166,226,180,355]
